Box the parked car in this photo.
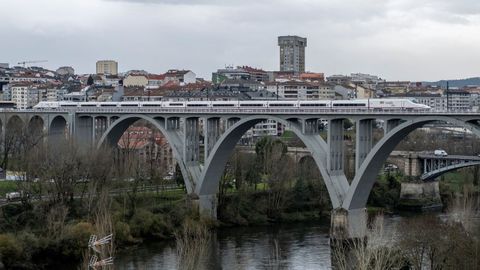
[434,149,448,156]
[6,192,21,202]
[5,191,29,202]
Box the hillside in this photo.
[423,77,480,88]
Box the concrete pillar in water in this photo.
[330,208,368,269]
[190,193,217,220]
[398,180,442,211]
[330,208,367,243]
[199,194,217,220]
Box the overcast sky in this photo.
[1,0,479,81]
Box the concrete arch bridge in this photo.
[2,107,480,239]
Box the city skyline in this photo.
[0,0,479,81]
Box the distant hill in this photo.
[423,77,480,88]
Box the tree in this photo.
[87,75,94,86]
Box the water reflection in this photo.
[115,221,333,270]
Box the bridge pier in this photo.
[198,194,217,220]
[355,119,373,171]
[184,117,200,163]
[76,116,94,146]
[330,208,367,242]
[328,119,344,172]
[205,117,220,158]
[399,180,442,211]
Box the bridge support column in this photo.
[198,194,217,220]
[330,208,367,243]
[355,119,373,171]
[328,119,344,172]
[385,119,401,135]
[205,118,220,158]
[67,113,74,139]
[94,117,109,143]
[226,118,239,129]
[303,119,319,135]
[399,181,442,211]
[76,117,94,147]
[167,117,180,130]
[184,117,200,163]
[91,116,96,143]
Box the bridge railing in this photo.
[3,107,480,115]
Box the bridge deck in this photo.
[418,154,480,160]
[4,108,480,116]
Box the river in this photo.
[114,217,405,270]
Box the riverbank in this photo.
[0,186,331,269]
[0,170,476,269]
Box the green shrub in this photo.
[0,234,23,267]
[17,232,40,257]
[129,209,171,239]
[129,209,154,237]
[60,222,94,259]
[114,221,134,245]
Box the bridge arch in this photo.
[49,115,68,140]
[6,115,25,136]
[96,114,193,193]
[27,115,45,143]
[198,115,344,208]
[344,116,480,210]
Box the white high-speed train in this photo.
[33,99,431,111]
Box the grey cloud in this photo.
[104,0,254,5]
[1,0,480,81]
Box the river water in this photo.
[114,217,404,270]
[114,213,480,270]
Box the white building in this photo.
[241,119,283,144]
[447,90,471,111]
[11,84,39,109]
[266,81,334,100]
[164,70,196,85]
[123,74,148,87]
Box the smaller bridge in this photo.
[388,151,480,180]
[418,154,480,180]
[237,148,480,181]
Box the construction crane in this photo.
[17,60,48,68]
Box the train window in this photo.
[143,104,161,107]
[299,104,327,107]
[187,104,208,107]
[120,104,139,107]
[240,104,263,107]
[333,103,365,107]
[169,103,184,106]
[268,104,294,107]
[60,104,78,107]
[212,104,235,107]
[100,104,117,107]
[81,104,97,107]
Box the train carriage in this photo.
[33,98,431,111]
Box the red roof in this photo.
[147,74,166,80]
